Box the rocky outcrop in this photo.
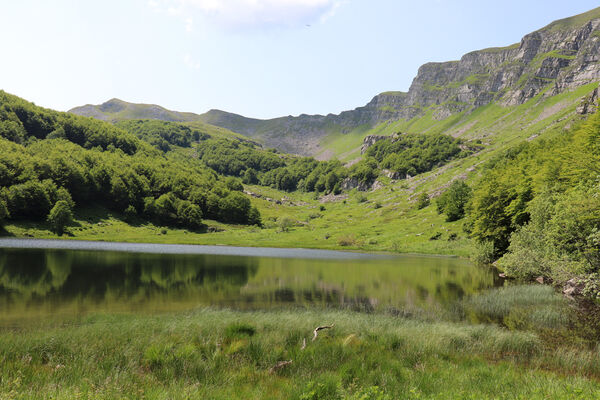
[577,86,599,114]
[360,135,388,154]
[70,8,600,157]
[341,177,371,192]
[197,8,600,154]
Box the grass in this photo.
[2,308,600,399]
[464,285,569,330]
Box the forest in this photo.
[0,91,261,232]
[463,111,600,298]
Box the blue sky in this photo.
[1,0,599,118]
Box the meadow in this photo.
[2,297,599,399]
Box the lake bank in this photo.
[1,201,474,258]
[0,238,393,260]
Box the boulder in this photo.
[563,278,585,297]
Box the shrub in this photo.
[429,232,442,241]
[436,180,472,222]
[356,193,368,203]
[473,240,495,265]
[338,235,358,247]
[124,205,137,222]
[47,200,73,235]
[278,216,295,232]
[416,192,430,209]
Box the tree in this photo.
[436,180,471,222]
[242,168,258,185]
[0,200,9,226]
[47,200,73,235]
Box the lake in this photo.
[0,239,500,325]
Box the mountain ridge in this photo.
[70,7,600,158]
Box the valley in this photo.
[2,5,600,399]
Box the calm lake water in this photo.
[0,239,500,325]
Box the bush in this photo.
[436,180,471,222]
[473,240,495,265]
[47,200,73,235]
[429,232,442,241]
[416,192,430,209]
[338,235,358,247]
[278,217,295,232]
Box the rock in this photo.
[382,169,404,180]
[360,135,388,154]
[341,177,371,191]
[371,180,385,191]
[563,278,585,297]
[535,276,545,284]
[577,86,599,114]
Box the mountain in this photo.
[70,7,600,159]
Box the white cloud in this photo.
[149,0,344,31]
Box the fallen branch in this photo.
[312,324,334,341]
[300,337,306,350]
[269,360,293,374]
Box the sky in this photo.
[1,0,599,119]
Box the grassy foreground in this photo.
[1,308,600,399]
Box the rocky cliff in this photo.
[198,7,600,154]
[70,7,600,157]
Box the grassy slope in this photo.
[7,84,595,257]
[2,309,600,399]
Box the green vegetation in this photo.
[467,109,600,294]
[365,133,474,178]
[2,307,600,399]
[0,91,261,231]
[543,6,600,32]
[47,200,73,235]
[436,180,472,222]
[116,119,210,151]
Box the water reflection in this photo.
[0,249,498,324]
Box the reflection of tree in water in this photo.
[0,251,72,298]
[0,250,258,304]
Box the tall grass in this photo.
[464,285,568,329]
[1,309,599,399]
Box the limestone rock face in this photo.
[197,9,600,155]
[70,8,600,157]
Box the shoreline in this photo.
[0,237,462,259]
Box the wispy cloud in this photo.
[149,0,344,31]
